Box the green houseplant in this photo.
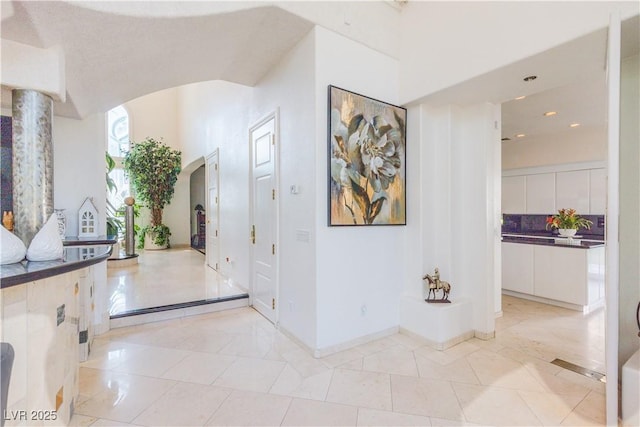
[123,137,181,249]
[106,152,123,237]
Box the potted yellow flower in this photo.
[546,208,593,237]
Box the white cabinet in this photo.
[556,170,590,214]
[533,246,588,305]
[526,173,556,214]
[589,168,607,214]
[502,176,526,214]
[502,242,534,294]
[502,243,605,310]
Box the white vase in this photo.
[558,228,577,237]
[144,232,168,250]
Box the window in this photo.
[106,106,131,213]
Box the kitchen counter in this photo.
[502,233,605,249]
[0,244,112,288]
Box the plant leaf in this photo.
[367,196,386,224]
[349,177,370,223]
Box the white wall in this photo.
[252,29,317,348]
[51,113,109,333]
[399,1,639,104]
[124,88,190,245]
[503,127,607,170]
[177,81,253,291]
[619,53,640,369]
[313,27,403,351]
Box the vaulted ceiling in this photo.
[1,1,314,118]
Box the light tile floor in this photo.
[73,295,606,426]
[107,248,247,316]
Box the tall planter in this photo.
[123,137,181,250]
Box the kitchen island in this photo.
[1,241,113,426]
[502,233,605,312]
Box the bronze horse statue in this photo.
[423,273,451,302]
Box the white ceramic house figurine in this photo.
[78,197,99,237]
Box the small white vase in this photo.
[558,228,577,237]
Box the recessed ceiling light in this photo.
[543,111,557,117]
[515,95,526,100]
[516,134,526,138]
[523,75,537,82]
[569,123,581,128]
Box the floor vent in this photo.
[551,358,606,383]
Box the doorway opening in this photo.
[190,164,206,254]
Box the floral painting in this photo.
[328,86,406,226]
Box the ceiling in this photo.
[1,1,314,118]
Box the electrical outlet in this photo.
[288,300,294,312]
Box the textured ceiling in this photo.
[1,1,313,118]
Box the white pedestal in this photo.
[622,349,640,427]
[399,295,473,349]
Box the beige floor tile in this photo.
[452,382,542,426]
[415,354,480,385]
[205,390,291,426]
[362,346,419,377]
[281,398,358,426]
[518,390,586,426]
[560,411,605,426]
[75,372,175,423]
[570,390,605,424]
[132,382,231,426]
[356,408,431,426]
[390,375,464,420]
[160,352,237,384]
[88,419,142,426]
[555,369,606,394]
[213,356,286,392]
[112,347,191,377]
[429,416,481,426]
[326,368,392,411]
[281,347,331,378]
[218,334,274,358]
[320,348,365,369]
[353,337,401,356]
[80,342,149,371]
[270,364,333,400]
[414,341,480,366]
[175,331,235,353]
[68,414,97,426]
[466,349,546,392]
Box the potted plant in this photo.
[546,208,593,237]
[123,137,181,249]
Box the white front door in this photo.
[206,150,220,271]
[250,115,278,323]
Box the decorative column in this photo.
[11,89,54,246]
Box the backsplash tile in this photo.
[503,214,605,238]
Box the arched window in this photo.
[106,106,131,225]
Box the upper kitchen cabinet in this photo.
[589,168,606,214]
[502,176,526,213]
[526,173,556,214]
[556,170,590,214]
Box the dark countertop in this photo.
[63,235,118,246]
[502,233,605,249]
[1,245,113,289]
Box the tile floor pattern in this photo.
[107,249,247,316]
[72,296,605,426]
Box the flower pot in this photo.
[558,228,578,237]
[144,232,168,250]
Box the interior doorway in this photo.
[249,113,278,324]
[190,164,206,254]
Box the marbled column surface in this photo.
[12,89,54,246]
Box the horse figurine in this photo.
[422,270,451,303]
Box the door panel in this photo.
[206,151,220,271]
[251,117,277,323]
